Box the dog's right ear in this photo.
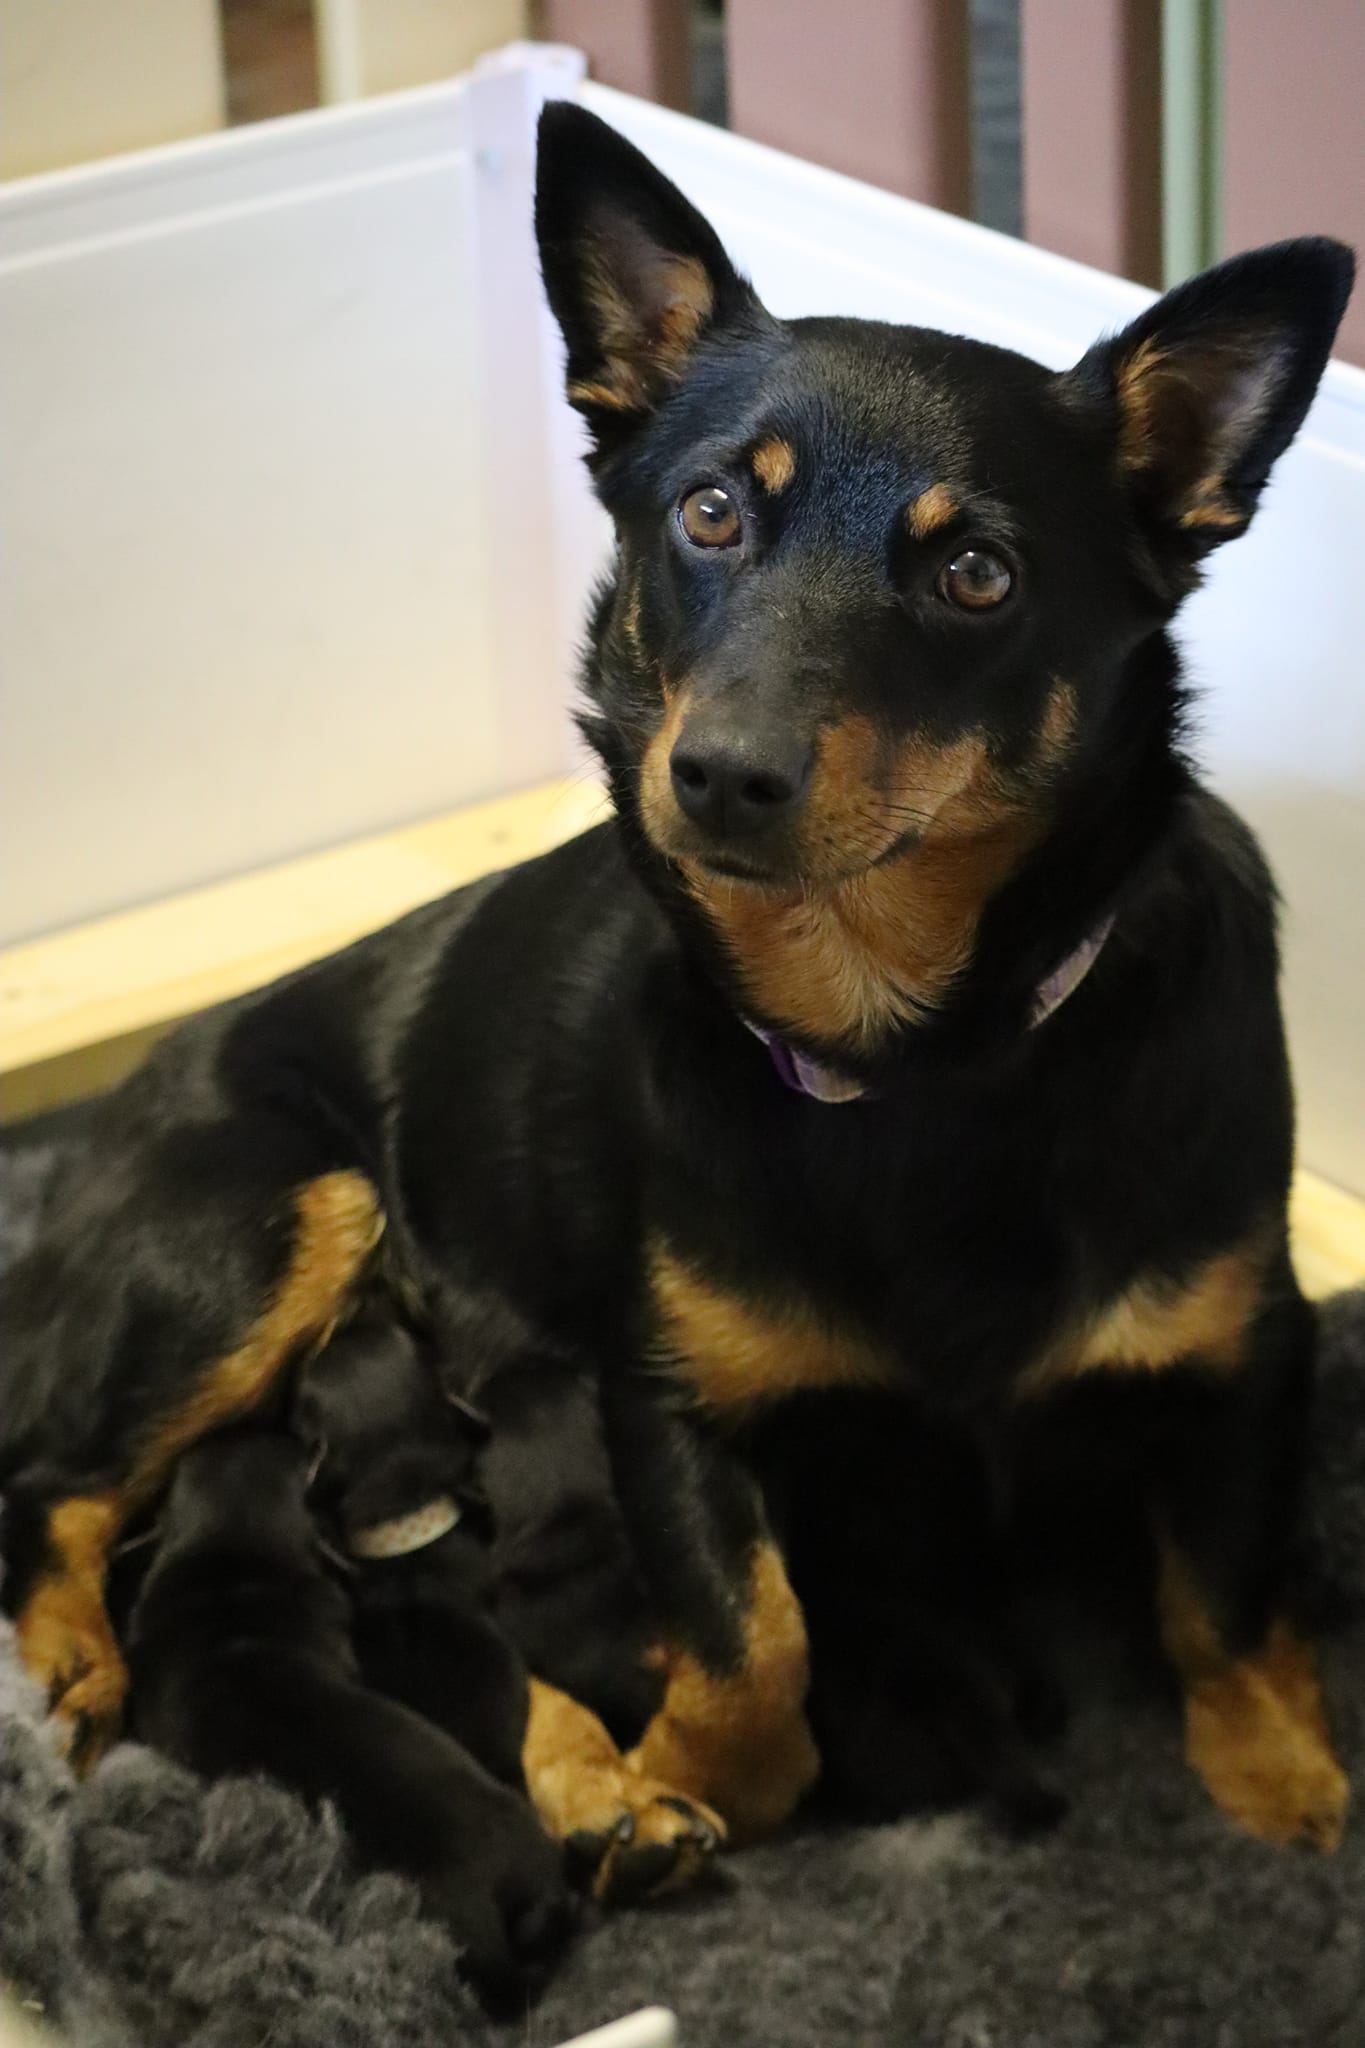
[535,102,761,447]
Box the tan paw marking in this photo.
[22,1598,128,1774]
[523,1678,725,1904]
[1185,1625,1350,1851]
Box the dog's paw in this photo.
[1186,1672,1350,1851]
[18,1595,128,1774]
[562,1772,726,1905]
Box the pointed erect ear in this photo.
[535,102,761,443]
[1065,238,1354,554]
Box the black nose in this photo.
[669,728,813,839]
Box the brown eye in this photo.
[938,549,1013,610]
[679,485,742,549]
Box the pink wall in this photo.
[1020,0,1161,287]
[726,0,969,215]
[537,0,691,111]
[1223,0,1365,365]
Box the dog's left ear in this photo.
[535,102,762,446]
[1066,238,1354,554]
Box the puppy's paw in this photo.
[562,1774,725,1905]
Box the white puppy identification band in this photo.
[347,1494,463,1559]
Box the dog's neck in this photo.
[743,911,1115,1102]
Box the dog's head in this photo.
[536,106,1351,1056]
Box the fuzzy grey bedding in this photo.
[5,1138,1365,2048]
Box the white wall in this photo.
[0,84,500,944]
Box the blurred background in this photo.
[2,0,1362,361]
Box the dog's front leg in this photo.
[600,1373,820,1845]
[1152,1280,1348,1849]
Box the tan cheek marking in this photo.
[626,1542,820,1844]
[1157,1545,1348,1850]
[652,1244,895,1414]
[1034,678,1079,773]
[13,1170,384,1770]
[801,715,891,874]
[751,437,796,493]
[906,483,960,540]
[639,686,691,850]
[621,576,643,651]
[1017,1235,1271,1400]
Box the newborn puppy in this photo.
[125,1423,576,2013]
[295,1314,533,1792]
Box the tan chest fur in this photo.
[652,1229,1273,1418]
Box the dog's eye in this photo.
[938,550,1013,610]
[678,485,742,549]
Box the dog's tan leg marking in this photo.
[1016,1231,1272,1400]
[626,1542,820,1846]
[651,1245,894,1414]
[523,1678,725,1903]
[16,1170,383,1772]
[15,1493,125,1769]
[1157,1543,1349,1850]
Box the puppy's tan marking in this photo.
[652,1244,894,1414]
[906,483,960,540]
[15,1170,383,1770]
[523,1678,725,1901]
[627,1542,820,1844]
[1018,1232,1272,1399]
[751,436,796,493]
[1157,1545,1348,1850]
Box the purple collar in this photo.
[747,914,1116,1104]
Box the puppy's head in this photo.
[149,1424,315,1568]
[537,106,1351,981]
[295,1317,490,1542]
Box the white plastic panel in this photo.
[0,86,503,944]
[579,86,1365,1196]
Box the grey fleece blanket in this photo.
[6,1137,1365,2048]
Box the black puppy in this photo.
[296,1313,532,1792]
[125,1423,576,2013]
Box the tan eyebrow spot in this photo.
[751,437,796,494]
[906,483,959,539]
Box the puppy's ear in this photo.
[1065,238,1353,558]
[536,102,761,445]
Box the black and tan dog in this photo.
[1,103,1355,1899]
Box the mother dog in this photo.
[1,106,1353,1898]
